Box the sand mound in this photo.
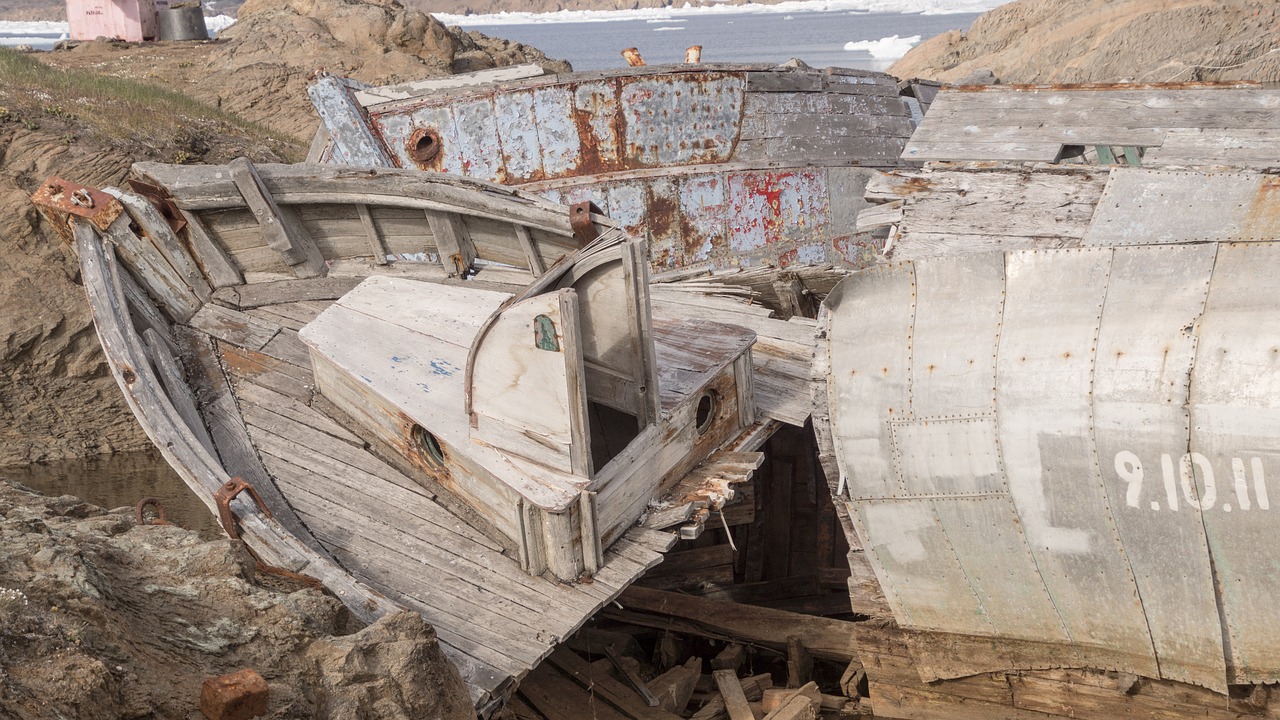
[891,0,1280,84]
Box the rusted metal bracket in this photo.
[570,201,603,247]
[214,476,273,540]
[126,178,188,236]
[134,497,170,526]
[29,176,125,244]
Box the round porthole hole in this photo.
[407,128,442,168]
[695,391,718,435]
[411,424,445,468]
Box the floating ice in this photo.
[843,33,921,59]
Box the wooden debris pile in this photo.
[507,425,868,720]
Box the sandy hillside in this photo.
[891,0,1280,84]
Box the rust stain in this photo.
[893,176,933,196]
[221,346,282,377]
[1242,175,1280,238]
[121,365,137,385]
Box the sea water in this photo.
[0,0,993,67]
[440,7,988,72]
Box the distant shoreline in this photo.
[436,0,1001,27]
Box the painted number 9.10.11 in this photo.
[1114,451,1270,512]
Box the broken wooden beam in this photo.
[609,586,859,663]
[545,648,681,720]
[713,669,754,720]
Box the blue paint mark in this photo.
[360,375,373,383]
[418,382,431,393]
[429,359,457,377]
[391,355,405,363]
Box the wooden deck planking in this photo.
[220,332,670,705]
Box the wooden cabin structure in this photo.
[307,63,919,273]
[29,161,822,715]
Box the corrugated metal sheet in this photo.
[824,241,1280,692]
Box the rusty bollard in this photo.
[201,669,269,720]
[622,47,645,67]
[686,45,702,63]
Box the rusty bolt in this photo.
[201,669,269,720]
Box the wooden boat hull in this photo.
[31,164,813,716]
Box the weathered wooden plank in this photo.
[547,648,684,720]
[106,188,212,304]
[608,586,859,663]
[306,74,396,167]
[228,157,328,278]
[356,203,389,265]
[425,210,477,276]
[102,214,202,322]
[713,669,754,720]
[515,225,546,276]
[212,276,363,310]
[189,303,280,350]
[180,209,243,289]
[354,63,548,106]
[221,342,314,402]
[141,327,214,456]
[521,663,631,720]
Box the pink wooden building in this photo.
[65,0,168,42]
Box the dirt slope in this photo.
[891,0,1280,84]
[0,480,473,718]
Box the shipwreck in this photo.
[30,69,1280,720]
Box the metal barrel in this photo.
[157,6,209,41]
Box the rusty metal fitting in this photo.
[126,178,188,236]
[29,177,125,244]
[621,47,645,67]
[200,668,269,720]
[406,127,443,169]
[569,201,602,246]
[134,497,170,526]
[685,45,702,64]
[213,477,273,540]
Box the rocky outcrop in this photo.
[0,480,473,718]
[201,0,569,139]
[891,0,1280,85]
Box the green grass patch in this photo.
[0,46,301,159]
